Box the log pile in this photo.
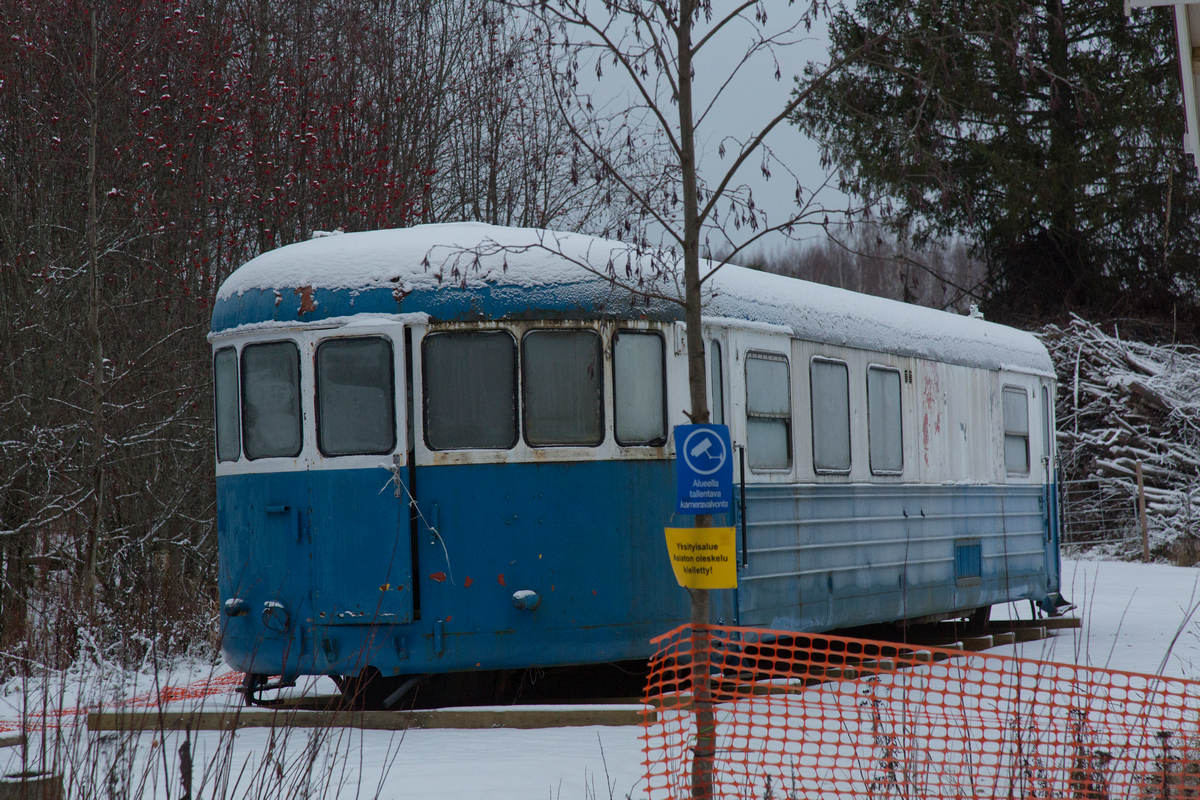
[1039,316,1200,560]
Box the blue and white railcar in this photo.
[209,223,1062,694]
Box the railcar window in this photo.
[423,331,517,450]
[613,331,666,445]
[710,340,724,426]
[746,353,791,470]
[811,358,850,473]
[242,341,302,459]
[1003,386,1030,475]
[522,330,603,446]
[867,366,903,474]
[316,337,396,456]
[214,347,241,462]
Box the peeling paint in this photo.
[922,367,943,469]
[295,285,316,315]
[430,572,447,583]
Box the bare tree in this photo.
[438,4,606,229]
[487,1,898,795]
[0,0,600,665]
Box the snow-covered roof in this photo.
[212,222,1052,375]
[707,265,1053,375]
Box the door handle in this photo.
[266,505,301,542]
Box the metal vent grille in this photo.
[954,539,982,585]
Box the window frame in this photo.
[866,364,904,476]
[214,346,241,463]
[745,350,793,473]
[240,338,304,461]
[520,328,605,448]
[809,356,852,475]
[1002,384,1030,476]
[421,329,520,452]
[612,329,668,447]
[710,339,725,426]
[314,335,398,458]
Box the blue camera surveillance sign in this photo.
[675,424,733,514]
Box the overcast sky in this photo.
[690,13,849,259]
[570,6,848,262]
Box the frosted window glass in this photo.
[868,367,903,473]
[811,359,850,472]
[747,420,789,469]
[710,341,724,426]
[614,332,665,445]
[1003,386,1029,474]
[317,337,395,456]
[242,341,302,459]
[214,347,240,462]
[424,332,517,450]
[746,357,790,416]
[523,330,603,446]
[746,354,791,470]
[1005,435,1029,474]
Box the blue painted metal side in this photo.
[1048,469,1063,595]
[954,541,983,581]
[218,470,313,676]
[218,459,691,678]
[736,484,1052,631]
[310,468,413,625]
[211,283,677,335]
[220,464,1058,678]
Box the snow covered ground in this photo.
[1,557,1198,799]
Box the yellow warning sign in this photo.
[664,527,738,589]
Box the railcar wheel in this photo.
[240,673,267,707]
[336,667,423,710]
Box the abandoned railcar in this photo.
[209,223,1062,702]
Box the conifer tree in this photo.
[795,0,1200,322]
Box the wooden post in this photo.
[1137,461,1149,562]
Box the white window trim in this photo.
[745,350,793,473]
[1002,384,1030,477]
[866,364,904,476]
[810,356,851,476]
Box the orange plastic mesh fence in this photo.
[641,625,1200,800]
[0,671,244,732]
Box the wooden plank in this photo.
[0,734,24,749]
[263,695,649,712]
[261,695,346,712]
[999,617,1080,630]
[88,705,652,732]
[959,636,993,652]
[1039,617,1081,630]
[1011,626,1047,643]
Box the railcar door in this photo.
[307,326,414,627]
[1040,380,1061,593]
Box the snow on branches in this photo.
[1041,315,1200,560]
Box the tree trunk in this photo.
[83,5,104,600]
[1044,0,1087,305]
[676,4,715,797]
